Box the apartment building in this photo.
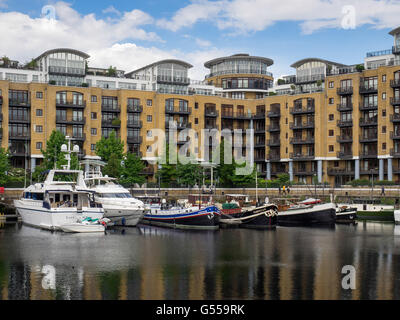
[0,27,400,186]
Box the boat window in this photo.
[99,193,133,198]
[55,194,60,203]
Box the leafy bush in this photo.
[347,179,371,187]
[374,180,396,186]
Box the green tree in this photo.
[103,153,122,178]
[119,153,146,186]
[106,66,117,77]
[176,159,202,187]
[0,148,10,185]
[95,131,124,163]
[213,139,236,187]
[156,142,178,187]
[41,130,68,169]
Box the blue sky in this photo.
[0,0,399,80]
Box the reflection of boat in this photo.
[336,205,358,224]
[277,200,336,226]
[14,169,104,231]
[139,197,220,230]
[220,194,278,229]
[83,165,145,226]
[395,210,400,225]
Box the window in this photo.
[334,161,339,167]
[91,128,97,136]
[329,81,334,88]
[91,95,97,103]
[147,130,152,137]
[36,109,43,117]
[147,99,152,106]
[382,92,386,100]
[329,98,334,105]
[329,114,334,121]
[195,103,199,109]
[382,75,386,82]
[382,126,386,134]
[141,84,146,91]
[195,118,199,125]
[382,110,386,117]
[91,144,96,151]
[329,130,334,137]
[147,115,152,123]
[383,143,387,150]
[147,145,152,152]
[36,92,43,99]
[329,145,334,152]
[91,112,97,120]
[36,142,43,150]
[36,125,43,133]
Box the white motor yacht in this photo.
[14,169,104,231]
[84,171,145,227]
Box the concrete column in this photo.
[31,157,36,173]
[266,162,271,180]
[355,159,360,180]
[388,158,393,181]
[289,161,294,182]
[317,160,323,184]
[379,159,384,181]
[85,162,90,173]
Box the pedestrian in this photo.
[287,186,291,195]
[283,185,286,195]
[381,186,385,196]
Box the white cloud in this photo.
[102,5,121,16]
[157,0,400,34]
[0,0,7,9]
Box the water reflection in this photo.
[0,223,400,300]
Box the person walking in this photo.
[381,186,385,196]
[282,185,286,195]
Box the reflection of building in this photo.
[0,27,400,186]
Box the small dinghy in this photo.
[60,217,111,233]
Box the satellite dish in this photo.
[61,144,67,152]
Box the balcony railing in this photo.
[255,141,266,148]
[9,99,31,107]
[267,125,279,132]
[337,87,354,95]
[267,154,281,161]
[289,122,315,130]
[165,106,192,115]
[56,116,86,125]
[393,46,400,54]
[56,99,86,109]
[205,109,219,118]
[359,151,378,158]
[253,112,266,119]
[359,85,378,94]
[127,136,143,144]
[295,74,325,84]
[337,135,353,143]
[127,105,143,113]
[221,112,252,119]
[294,169,317,176]
[290,137,315,145]
[71,133,86,141]
[337,103,353,112]
[328,168,355,176]
[390,97,400,106]
[390,148,400,158]
[102,119,121,128]
[337,151,353,159]
[290,105,315,115]
[156,75,190,85]
[267,139,280,147]
[390,79,400,88]
[290,152,315,160]
[359,135,378,143]
[49,66,85,76]
[391,131,400,140]
[127,120,143,128]
[359,103,378,111]
[337,119,353,127]
[9,115,30,123]
[359,117,378,126]
[390,114,400,123]
[101,104,121,113]
[205,123,219,130]
[267,110,281,118]
[165,121,192,130]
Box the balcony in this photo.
[267,139,280,147]
[56,99,86,109]
[391,97,400,106]
[393,46,400,54]
[359,151,378,159]
[390,79,400,88]
[337,87,354,95]
[337,151,353,159]
[337,103,353,112]
[127,136,143,144]
[391,114,400,123]
[9,115,30,124]
[165,106,192,115]
[253,112,266,120]
[205,123,219,130]
[290,152,315,160]
[337,135,353,143]
[71,133,86,142]
[359,85,378,94]
[267,110,280,118]
[290,105,315,115]
[101,104,120,113]
[328,168,355,176]
[49,66,85,77]
[267,154,281,162]
[255,141,266,148]
[255,155,266,162]
[391,131,400,140]
[56,116,86,125]
[295,74,325,84]
[289,122,315,130]
[9,99,31,107]
[156,75,190,85]
[165,121,192,130]
[127,120,143,129]
[359,117,378,127]
[360,169,379,175]
[9,132,30,140]
[205,109,219,118]
[102,119,121,128]
[9,148,30,157]
[359,134,378,143]
[290,137,315,145]
[337,119,353,128]
[267,125,279,132]
[127,105,143,113]
[390,149,400,158]
[359,103,378,111]
[221,112,251,120]
[294,169,317,176]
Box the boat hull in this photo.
[102,207,144,227]
[14,200,104,231]
[278,203,336,226]
[60,224,105,233]
[141,206,220,231]
[336,209,358,224]
[395,210,400,225]
[220,205,278,229]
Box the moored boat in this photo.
[277,200,336,226]
[336,205,358,224]
[395,210,400,225]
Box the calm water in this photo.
[0,221,400,300]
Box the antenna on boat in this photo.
[61,136,79,170]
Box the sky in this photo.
[0,0,399,80]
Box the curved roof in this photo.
[126,59,193,76]
[34,48,90,61]
[204,54,274,68]
[291,58,347,69]
[389,26,400,36]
